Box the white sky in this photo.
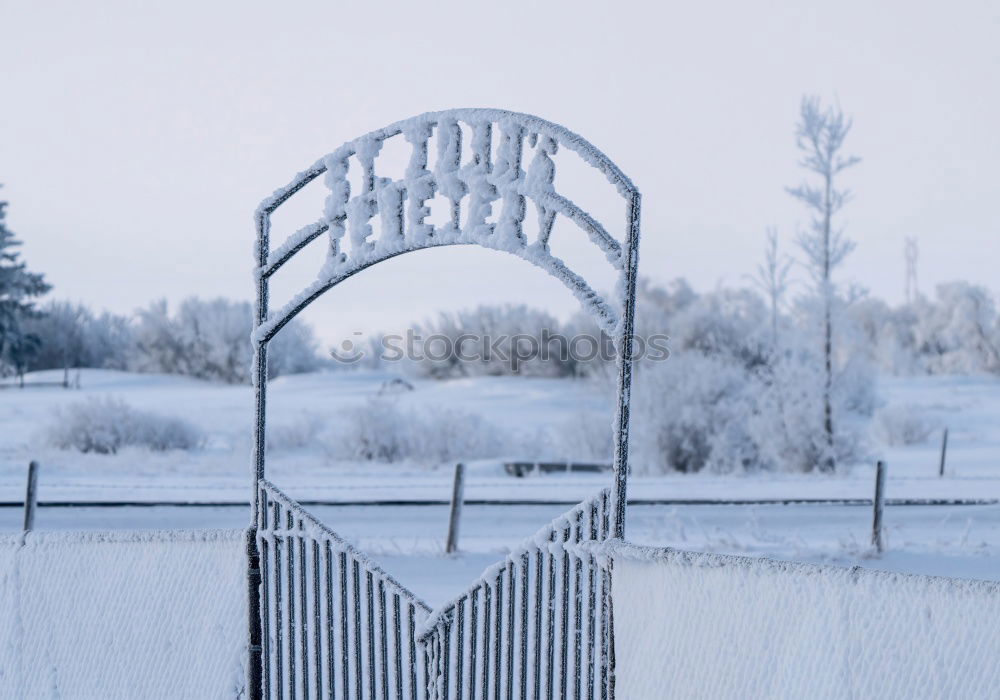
[2,0,997,344]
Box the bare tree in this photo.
[787,96,860,472]
[751,227,793,346]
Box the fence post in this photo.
[872,460,886,554]
[23,460,39,532]
[938,427,949,477]
[446,463,465,554]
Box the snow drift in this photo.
[0,529,247,698]
[611,543,1000,698]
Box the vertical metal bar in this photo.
[251,211,269,521]
[493,569,503,700]
[379,580,389,700]
[300,528,310,700]
[481,584,492,699]
[441,617,451,700]
[599,563,610,700]
[546,531,556,700]
[22,460,39,531]
[456,598,465,700]
[533,549,543,700]
[248,210,270,700]
[606,561,617,700]
[260,535,271,700]
[393,594,403,700]
[313,540,322,699]
[519,553,529,700]
[559,524,571,699]
[610,191,641,541]
[325,542,335,700]
[258,488,271,698]
[392,593,403,700]
[587,502,598,697]
[601,491,610,541]
[573,514,584,700]
[446,463,465,554]
[353,560,363,700]
[340,552,350,699]
[408,603,418,700]
[287,513,297,700]
[505,563,515,700]
[367,571,376,700]
[468,586,479,700]
[274,534,284,696]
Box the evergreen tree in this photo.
[0,193,51,380]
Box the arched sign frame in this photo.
[251,108,640,538]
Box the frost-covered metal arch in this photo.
[251,108,640,533]
[248,109,640,698]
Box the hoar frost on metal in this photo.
[252,109,639,346]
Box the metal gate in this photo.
[256,481,430,699]
[421,490,613,700]
[257,482,613,700]
[247,109,641,698]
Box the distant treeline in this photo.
[19,297,323,384]
[377,278,1000,474]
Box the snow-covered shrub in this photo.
[870,406,940,446]
[265,414,326,452]
[630,354,760,474]
[625,284,875,473]
[404,304,577,379]
[750,346,873,473]
[556,411,613,462]
[46,396,203,453]
[328,398,512,464]
[412,409,508,463]
[668,288,770,368]
[913,283,1000,374]
[339,399,413,462]
[130,297,322,384]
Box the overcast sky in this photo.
[2,0,997,344]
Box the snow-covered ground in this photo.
[0,368,998,603]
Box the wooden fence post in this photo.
[872,460,886,554]
[23,460,39,532]
[445,463,465,554]
[938,427,949,477]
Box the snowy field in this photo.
[1,368,999,605]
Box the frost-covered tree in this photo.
[130,297,321,383]
[750,228,793,346]
[787,96,860,472]
[23,301,89,384]
[407,304,575,379]
[914,282,1000,374]
[0,195,51,381]
[625,278,873,474]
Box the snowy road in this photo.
[4,501,998,605]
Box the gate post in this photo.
[247,210,270,699]
[609,192,641,541]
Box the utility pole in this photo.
[904,236,919,304]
